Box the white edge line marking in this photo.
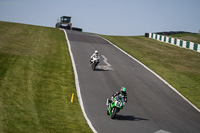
[99,35,200,113]
[62,29,98,133]
[101,55,111,66]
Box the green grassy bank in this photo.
[101,35,200,109]
[0,21,92,133]
[169,33,200,44]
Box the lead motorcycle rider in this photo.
[90,50,100,64]
[108,87,127,105]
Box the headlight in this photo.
[115,101,121,107]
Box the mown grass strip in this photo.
[0,21,92,133]
[101,35,200,109]
[169,33,200,44]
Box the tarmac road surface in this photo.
[65,30,200,133]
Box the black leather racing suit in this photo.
[111,91,127,103]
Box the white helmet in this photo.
[95,50,98,54]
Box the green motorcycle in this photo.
[106,95,125,119]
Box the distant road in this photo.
[66,30,200,133]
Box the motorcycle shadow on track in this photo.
[114,115,149,121]
[94,68,111,71]
[93,65,113,71]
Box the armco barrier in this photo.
[148,33,200,53]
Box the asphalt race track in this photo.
[65,30,200,133]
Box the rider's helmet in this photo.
[120,87,126,95]
[95,50,98,54]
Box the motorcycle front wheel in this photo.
[111,108,117,119]
[107,110,109,115]
[92,63,95,70]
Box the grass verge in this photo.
[101,35,200,109]
[0,21,92,133]
[169,33,200,44]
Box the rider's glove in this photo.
[111,96,113,101]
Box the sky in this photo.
[0,0,200,36]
